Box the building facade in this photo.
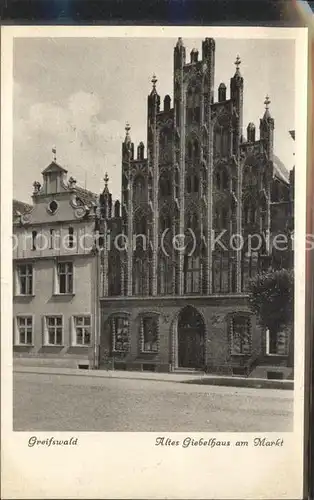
[98,37,294,377]
[13,154,99,369]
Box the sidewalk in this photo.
[14,365,294,390]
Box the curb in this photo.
[14,367,294,390]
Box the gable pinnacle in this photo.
[52,145,57,162]
[151,73,157,91]
[234,55,241,74]
[104,172,109,187]
[264,94,271,110]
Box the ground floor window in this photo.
[16,316,33,345]
[230,315,251,355]
[111,316,129,352]
[73,315,91,346]
[266,328,288,355]
[44,315,63,345]
[140,316,159,352]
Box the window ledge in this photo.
[14,344,34,347]
[42,344,65,348]
[140,350,159,355]
[14,294,35,298]
[52,293,75,297]
[231,353,252,357]
[265,353,288,357]
[71,344,90,348]
[112,350,128,355]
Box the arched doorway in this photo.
[177,306,205,369]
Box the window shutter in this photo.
[42,316,46,346]
[70,316,75,347]
[32,265,35,295]
[53,261,58,294]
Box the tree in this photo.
[248,268,294,367]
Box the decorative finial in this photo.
[235,55,241,72]
[264,94,271,110]
[68,176,77,188]
[176,37,183,47]
[104,172,109,187]
[52,145,57,162]
[33,181,41,194]
[125,122,131,136]
[151,73,157,90]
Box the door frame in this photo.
[172,306,207,370]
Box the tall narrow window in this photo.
[32,231,37,250]
[141,316,158,352]
[158,256,172,295]
[49,229,54,249]
[73,316,91,346]
[57,262,73,294]
[16,316,33,345]
[266,328,288,356]
[133,256,147,296]
[68,227,74,248]
[108,251,121,296]
[45,315,63,345]
[230,315,251,355]
[111,316,129,352]
[212,252,229,293]
[17,264,33,295]
[133,175,145,202]
[221,129,229,156]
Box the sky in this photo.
[13,36,295,203]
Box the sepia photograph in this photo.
[11,34,297,433]
[1,24,308,500]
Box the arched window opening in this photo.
[214,168,229,191]
[159,172,172,197]
[214,125,229,157]
[108,251,121,297]
[133,175,145,202]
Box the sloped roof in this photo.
[73,185,98,206]
[273,154,290,183]
[13,199,32,214]
[41,161,68,175]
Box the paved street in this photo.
[13,372,293,432]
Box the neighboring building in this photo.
[13,151,99,369]
[97,37,294,378]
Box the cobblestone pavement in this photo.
[13,372,293,432]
